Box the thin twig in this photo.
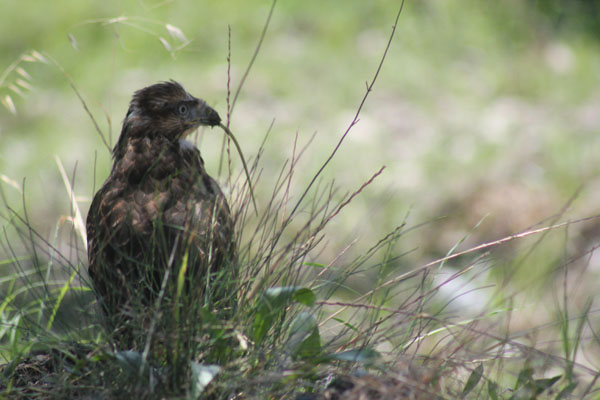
[219,124,258,215]
[324,214,600,324]
[286,0,404,223]
[45,53,111,153]
[229,0,277,117]
[226,24,232,129]
[260,0,406,281]
[218,25,233,178]
[321,166,386,228]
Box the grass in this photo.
[2,0,600,398]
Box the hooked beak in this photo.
[194,100,221,127]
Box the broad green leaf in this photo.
[532,375,561,394]
[461,363,483,397]
[509,386,534,400]
[288,312,321,360]
[252,286,316,344]
[556,381,577,399]
[251,312,271,344]
[509,373,560,399]
[514,367,533,389]
[293,288,316,306]
[263,286,313,304]
[487,380,499,400]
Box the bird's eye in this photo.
[178,104,188,115]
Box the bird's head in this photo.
[113,80,221,158]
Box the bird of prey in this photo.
[86,81,236,346]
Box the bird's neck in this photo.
[112,122,161,161]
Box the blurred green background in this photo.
[2,0,600,318]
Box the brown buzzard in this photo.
[86,81,235,345]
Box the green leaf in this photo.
[263,286,314,304]
[326,348,380,365]
[461,363,483,397]
[509,386,534,400]
[293,288,316,306]
[288,312,321,360]
[251,312,271,345]
[509,372,561,399]
[532,375,561,394]
[47,267,78,330]
[556,381,577,399]
[333,317,358,332]
[487,380,499,400]
[189,363,220,398]
[514,367,533,390]
[302,262,326,268]
[252,286,316,344]
[176,251,190,300]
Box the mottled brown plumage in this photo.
[86,81,235,345]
